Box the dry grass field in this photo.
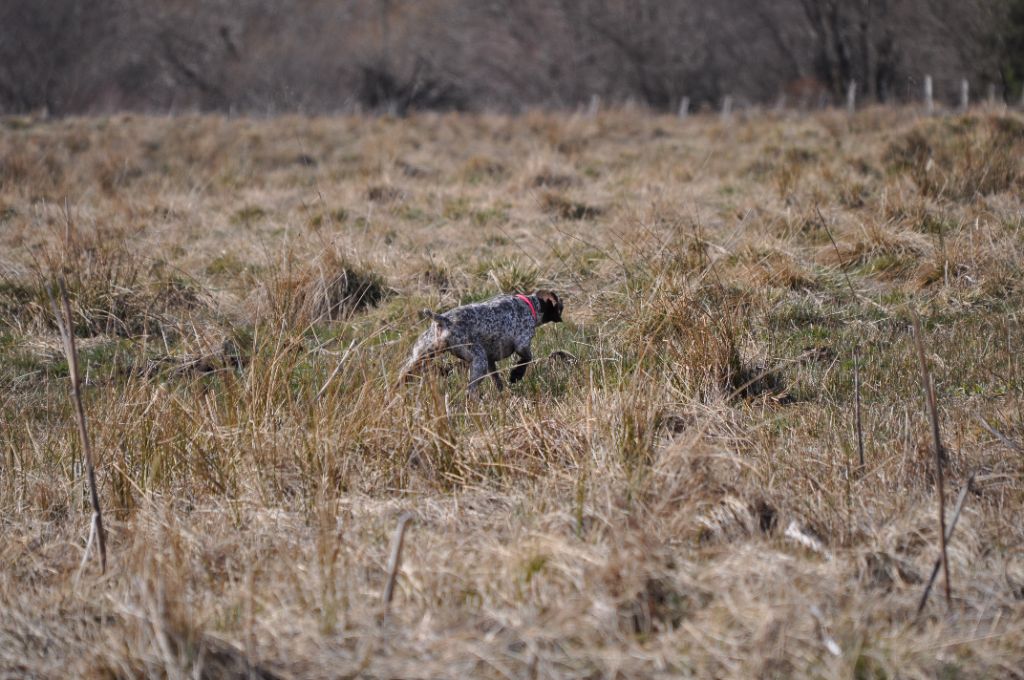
[2,106,1024,678]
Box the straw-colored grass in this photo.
[2,106,1023,678]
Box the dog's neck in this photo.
[515,293,538,324]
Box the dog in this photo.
[400,290,563,396]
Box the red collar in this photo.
[516,294,537,321]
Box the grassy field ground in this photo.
[1,106,1023,678]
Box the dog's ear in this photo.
[535,290,563,323]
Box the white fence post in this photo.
[678,96,690,119]
[959,79,969,112]
[587,94,600,117]
[846,81,857,114]
[721,95,733,123]
[924,75,933,115]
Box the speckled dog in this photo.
[400,290,564,396]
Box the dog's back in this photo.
[440,296,536,359]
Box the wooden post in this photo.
[587,94,600,117]
[987,83,997,106]
[846,81,857,114]
[924,75,933,115]
[678,96,690,119]
[959,79,969,112]
[721,95,733,123]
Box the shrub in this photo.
[885,115,1024,199]
[261,248,390,328]
[1,230,208,339]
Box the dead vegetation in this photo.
[1,107,1023,678]
[255,246,390,328]
[885,115,1024,199]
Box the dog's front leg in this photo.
[509,346,532,384]
[487,359,505,392]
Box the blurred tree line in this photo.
[0,0,1018,115]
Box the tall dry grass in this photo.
[1,106,1023,678]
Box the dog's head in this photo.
[535,290,563,324]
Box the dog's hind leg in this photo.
[467,347,489,398]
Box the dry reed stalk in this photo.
[917,471,976,615]
[381,512,414,617]
[854,345,864,469]
[315,337,357,401]
[817,206,867,469]
[911,311,949,608]
[975,414,1024,454]
[48,277,107,574]
[816,206,857,298]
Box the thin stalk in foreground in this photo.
[911,311,949,608]
[817,206,866,469]
[918,471,975,616]
[50,277,107,574]
[854,345,864,469]
[381,512,413,618]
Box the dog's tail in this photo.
[399,320,445,386]
[419,309,450,328]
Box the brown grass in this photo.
[1,107,1023,678]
